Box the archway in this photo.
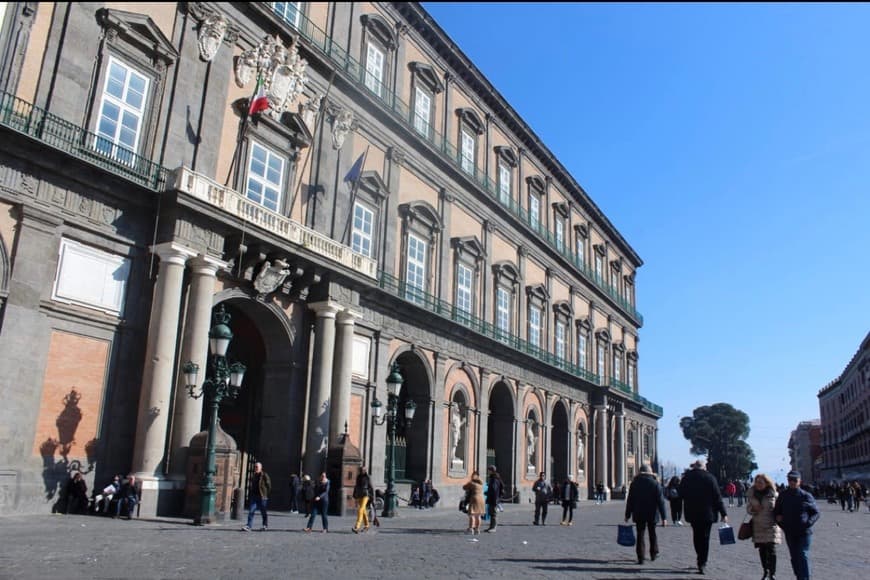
[551,401,569,483]
[394,350,431,485]
[487,381,515,500]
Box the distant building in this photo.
[788,420,821,485]
[818,332,870,483]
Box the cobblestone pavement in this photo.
[0,499,866,579]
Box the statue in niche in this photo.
[197,12,227,62]
[449,402,466,466]
[577,429,586,479]
[526,420,537,469]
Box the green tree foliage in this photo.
[680,403,758,482]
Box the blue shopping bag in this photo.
[718,524,735,545]
[617,524,636,546]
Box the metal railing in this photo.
[276,6,643,325]
[0,91,167,190]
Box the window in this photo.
[555,218,564,250]
[529,306,542,348]
[597,342,606,380]
[498,162,511,205]
[456,263,473,317]
[643,433,650,457]
[529,194,540,227]
[406,233,427,304]
[365,43,384,97]
[351,201,374,257]
[594,254,604,285]
[246,141,283,211]
[496,287,510,339]
[576,231,586,267]
[578,331,587,369]
[413,87,431,137]
[95,57,149,164]
[460,129,475,174]
[555,320,566,360]
[628,430,635,454]
[614,354,622,381]
[272,2,300,27]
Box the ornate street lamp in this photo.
[183,305,246,525]
[370,363,416,518]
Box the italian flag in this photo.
[248,76,269,116]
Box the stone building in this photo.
[0,2,661,517]
[818,332,870,484]
[788,420,821,486]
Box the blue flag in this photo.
[343,151,366,184]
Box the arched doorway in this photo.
[551,401,569,483]
[394,350,431,485]
[487,381,515,500]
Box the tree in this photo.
[680,403,758,482]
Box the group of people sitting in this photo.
[61,472,140,519]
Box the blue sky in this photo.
[423,2,870,481]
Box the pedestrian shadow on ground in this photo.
[496,557,698,576]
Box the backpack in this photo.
[668,487,679,500]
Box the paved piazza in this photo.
[0,500,866,579]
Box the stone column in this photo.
[476,369,491,474]
[132,243,195,515]
[169,255,225,479]
[544,393,554,479]
[369,332,393,488]
[328,308,359,445]
[304,301,340,476]
[614,405,626,492]
[595,402,609,499]
[430,353,448,481]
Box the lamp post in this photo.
[370,363,416,518]
[182,305,246,525]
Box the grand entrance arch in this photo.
[209,296,301,507]
[551,401,569,483]
[393,350,432,485]
[487,381,515,499]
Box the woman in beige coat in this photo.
[463,471,485,535]
[747,473,782,580]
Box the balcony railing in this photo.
[279,7,643,325]
[0,91,167,190]
[172,167,379,280]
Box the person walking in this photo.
[242,462,271,531]
[773,471,819,580]
[352,466,374,534]
[748,473,782,580]
[463,470,485,536]
[725,480,737,507]
[304,472,330,533]
[532,471,552,525]
[289,473,301,513]
[560,474,579,526]
[484,465,503,532]
[679,459,728,575]
[666,475,683,525]
[624,464,667,565]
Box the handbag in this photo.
[617,523,636,547]
[738,517,753,541]
[718,524,736,545]
[459,498,468,513]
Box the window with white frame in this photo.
[498,162,511,205]
[578,331,587,369]
[413,87,431,137]
[456,263,473,316]
[246,141,283,211]
[597,342,606,380]
[627,362,635,389]
[594,253,604,284]
[351,201,374,257]
[614,354,622,381]
[272,2,301,27]
[576,234,585,266]
[365,43,384,97]
[460,129,475,174]
[528,306,542,348]
[555,320,566,360]
[95,57,149,163]
[405,233,427,304]
[496,287,510,339]
[555,218,565,250]
[529,194,540,227]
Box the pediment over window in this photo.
[574,223,589,238]
[97,9,179,65]
[409,62,443,93]
[553,300,573,318]
[613,341,625,353]
[494,146,518,167]
[553,201,570,218]
[359,170,389,200]
[492,260,520,285]
[593,243,606,256]
[451,236,486,261]
[456,108,484,135]
[627,350,639,362]
[525,283,549,303]
[610,257,623,270]
[398,201,442,232]
[595,328,611,343]
[360,13,396,50]
[575,317,592,332]
[526,175,545,194]
[624,271,635,284]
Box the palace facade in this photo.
[0,2,661,516]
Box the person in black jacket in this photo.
[625,464,668,564]
[560,474,579,526]
[484,465,503,532]
[773,471,819,580]
[352,466,374,533]
[679,460,728,575]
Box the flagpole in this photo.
[224,75,266,187]
[341,145,370,246]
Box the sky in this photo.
[423,2,870,482]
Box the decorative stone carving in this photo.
[253,259,291,299]
[300,94,323,133]
[197,12,228,62]
[330,107,355,150]
[235,35,309,120]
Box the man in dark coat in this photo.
[679,460,728,575]
[289,473,301,513]
[532,471,552,525]
[625,464,668,564]
[773,471,819,580]
[242,462,271,531]
[484,465,503,532]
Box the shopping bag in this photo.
[738,517,753,541]
[718,524,736,545]
[617,524,636,547]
